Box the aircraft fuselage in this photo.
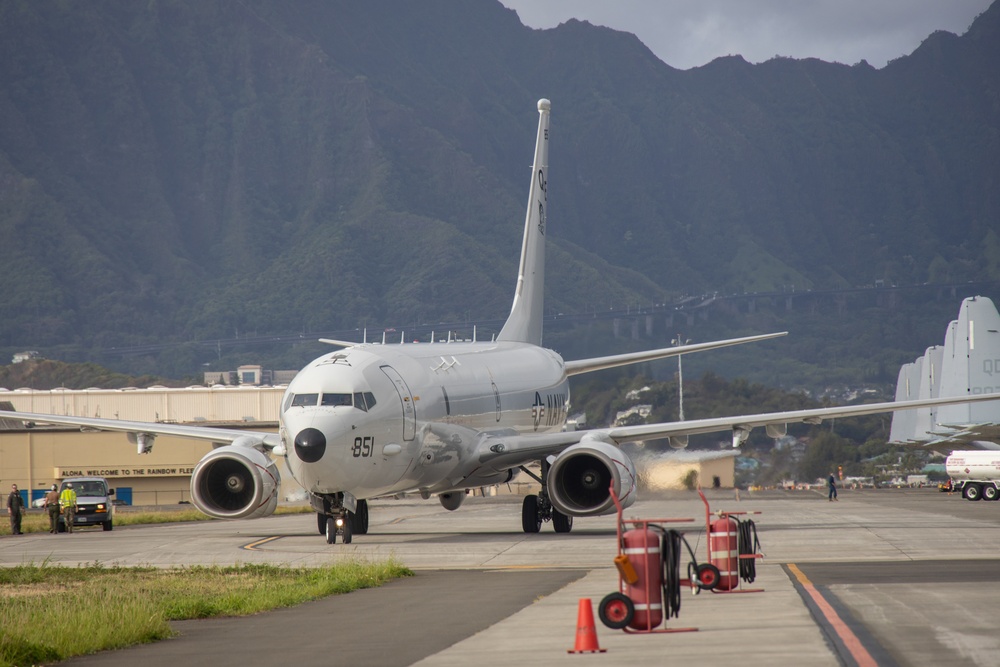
[279,341,570,499]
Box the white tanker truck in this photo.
[946,451,1000,501]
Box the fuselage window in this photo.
[353,392,367,412]
[364,392,376,410]
[321,393,353,407]
[291,393,319,407]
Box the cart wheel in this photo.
[696,563,721,591]
[598,592,634,630]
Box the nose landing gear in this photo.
[311,493,369,545]
[325,515,351,544]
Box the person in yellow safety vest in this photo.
[59,483,78,534]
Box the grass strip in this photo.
[0,559,411,666]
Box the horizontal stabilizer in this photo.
[319,338,357,348]
[564,331,787,376]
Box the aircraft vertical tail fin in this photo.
[913,345,944,437]
[891,296,1000,446]
[938,297,1000,425]
[497,99,550,346]
[889,361,920,442]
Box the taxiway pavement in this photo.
[3,487,999,666]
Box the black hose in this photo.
[653,527,705,619]
[660,528,682,618]
[736,518,761,583]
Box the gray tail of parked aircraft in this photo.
[890,296,1000,451]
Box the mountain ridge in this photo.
[0,0,997,386]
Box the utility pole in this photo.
[671,334,691,421]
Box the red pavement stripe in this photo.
[787,563,878,667]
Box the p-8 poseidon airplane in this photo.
[4,99,1000,544]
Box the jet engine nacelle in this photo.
[190,439,280,520]
[547,440,637,517]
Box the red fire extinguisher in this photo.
[621,527,663,629]
[709,516,739,591]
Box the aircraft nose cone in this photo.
[294,427,327,463]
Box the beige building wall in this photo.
[700,457,736,488]
[639,454,737,491]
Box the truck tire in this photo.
[964,483,983,501]
[984,485,999,501]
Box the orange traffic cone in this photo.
[568,598,607,654]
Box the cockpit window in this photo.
[315,392,377,411]
[290,393,319,407]
[321,393,353,407]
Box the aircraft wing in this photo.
[928,422,1000,442]
[0,410,281,449]
[563,332,787,376]
[602,393,1000,448]
[907,424,1000,452]
[477,392,1000,468]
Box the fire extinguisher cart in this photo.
[698,487,764,594]
[598,488,714,634]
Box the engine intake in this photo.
[191,441,280,519]
[547,441,636,517]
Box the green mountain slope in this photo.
[0,0,997,386]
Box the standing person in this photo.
[7,484,25,534]
[60,483,78,533]
[43,484,61,533]
[828,473,838,502]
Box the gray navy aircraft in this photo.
[890,296,1000,451]
[4,100,1000,543]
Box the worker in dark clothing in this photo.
[7,484,25,534]
[828,474,838,502]
[43,484,61,533]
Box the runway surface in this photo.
[3,487,999,666]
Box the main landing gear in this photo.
[312,494,368,545]
[520,459,573,534]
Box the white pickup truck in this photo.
[945,451,1000,501]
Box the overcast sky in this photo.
[498,0,994,70]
